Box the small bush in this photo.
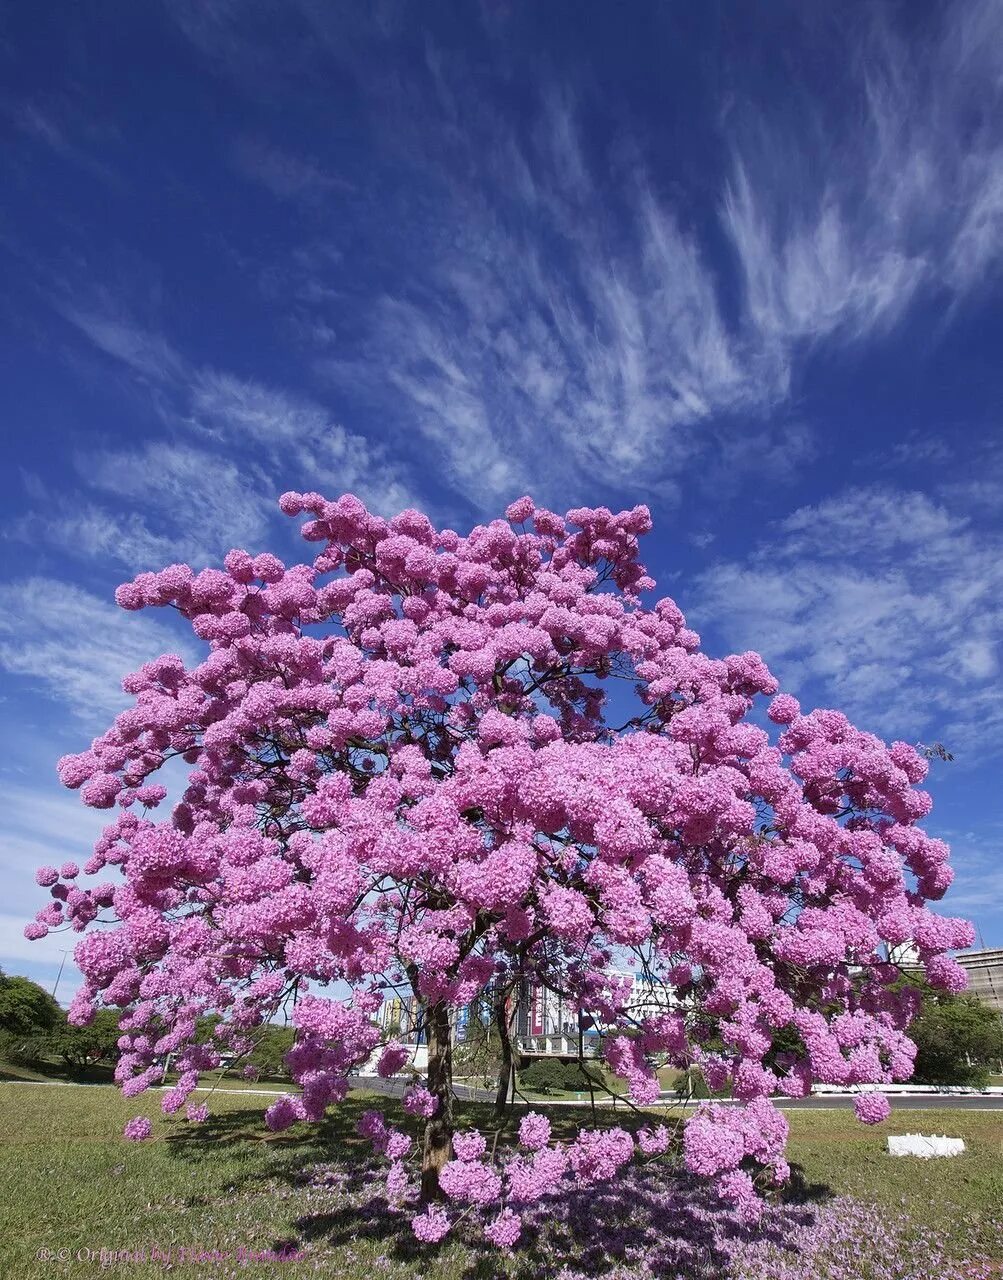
[0,1029,46,1066]
[519,1058,604,1094]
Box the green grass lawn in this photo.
[0,1055,117,1084]
[1,1081,1000,1280]
[0,1054,293,1090]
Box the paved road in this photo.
[6,1077,1002,1110]
[347,1074,497,1102]
[749,1094,1003,1112]
[349,1079,1003,1111]
[531,1093,1003,1111]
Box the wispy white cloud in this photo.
[6,97,122,185]
[9,481,182,572]
[189,370,419,515]
[40,1,1003,525]
[721,158,924,350]
[53,305,185,384]
[300,8,1003,511]
[721,0,1003,351]
[31,1,1003,532]
[0,577,192,721]
[693,486,1003,751]
[26,302,421,571]
[231,135,351,201]
[316,91,787,510]
[86,439,275,560]
[12,424,274,573]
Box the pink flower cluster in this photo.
[376,1042,410,1078]
[853,1091,892,1124]
[518,1112,551,1151]
[123,1116,152,1141]
[453,1130,488,1161]
[410,1205,451,1243]
[25,492,973,1233]
[637,1125,671,1155]
[683,1099,789,1181]
[383,1115,655,1245]
[402,1086,439,1118]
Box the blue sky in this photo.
[2,1,1002,1002]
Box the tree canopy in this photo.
[49,1008,122,1073]
[26,492,974,1245]
[909,987,1003,1087]
[0,969,61,1037]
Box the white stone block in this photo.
[887,1133,965,1158]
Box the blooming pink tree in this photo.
[27,493,973,1237]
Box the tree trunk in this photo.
[420,1001,454,1203]
[493,991,514,1119]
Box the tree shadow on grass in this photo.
[0,1057,116,1084]
[165,1098,838,1278]
[285,1165,836,1280]
[165,1096,386,1173]
[783,1159,832,1207]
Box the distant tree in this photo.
[49,1008,122,1075]
[452,1016,502,1087]
[0,969,62,1037]
[519,1058,604,1094]
[909,990,1003,1087]
[194,1013,223,1041]
[247,1024,295,1078]
[518,1058,571,1094]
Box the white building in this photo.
[371,970,678,1070]
[955,948,1003,1015]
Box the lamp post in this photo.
[51,950,71,1002]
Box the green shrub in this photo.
[519,1058,604,1094]
[0,971,62,1037]
[909,990,1003,1088]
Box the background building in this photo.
[887,942,922,968]
[371,970,677,1073]
[955,948,1003,1014]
